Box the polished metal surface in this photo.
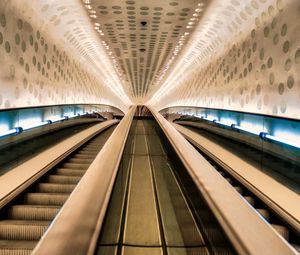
[149,106,298,255]
[31,106,135,255]
[0,124,117,254]
[97,119,211,255]
[124,154,161,246]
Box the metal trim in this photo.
[32,106,136,255]
[148,106,297,255]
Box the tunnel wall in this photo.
[151,0,300,120]
[0,1,129,112]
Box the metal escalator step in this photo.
[46,175,81,184]
[233,186,243,194]
[218,171,226,177]
[243,196,255,206]
[79,148,99,152]
[83,145,99,149]
[76,151,97,156]
[36,183,76,193]
[24,193,69,206]
[73,154,95,159]
[0,220,49,240]
[272,224,289,240]
[226,178,233,184]
[0,240,36,255]
[62,163,90,169]
[54,168,86,176]
[256,208,270,221]
[78,150,99,154]
[8,205,60,221]
[68,158,93,164]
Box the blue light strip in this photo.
[261,133,300,149]
[213,119,232,127]
[22,120,51,131]
[231,124,261,135]
[0,127,22,138]
[50,117,66,123]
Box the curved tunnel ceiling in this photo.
[0,0,299,119]
[83,0,209,104]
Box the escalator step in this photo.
[0,240,36,255]
[83,145,100,149]
[54,168,86,176]
[68,158,93,164]
[62,163,90,169]
[226,178,233,184]
[76,151,97,156]
[256,209,270,221]
[79,148,99,152]
[0,220,49,240]
[218,171,226,177]
[243,196,255,206]
[36,183,76,193]
[46,175,81,184]
[272,224,289,240]
[73,154,95,159]
[8,205,60,221]
[233,186,243,194]
[23,193,69,206]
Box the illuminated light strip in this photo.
[77,112,89,116]
[184,113,300,149]
[213,119,232,127]
[231,124,260,136]
[0,127,23,138]
[22,121,52,131]
[50,117,67,123]
[0,111,93,139]
[260,133,300,149]
[64,114,77,118]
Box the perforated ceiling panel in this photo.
[83,0,208,104]
[149,0,300,120]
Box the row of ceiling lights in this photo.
[154,2,205,86]
[83,0,205,97]
[82,0,127,84]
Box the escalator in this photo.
[0,125,117,254]
[0,122,101,175]
[96,119,235,255]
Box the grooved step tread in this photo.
[79,148,99,151]
[272,224,289,240]
[8,205,60,221]
[62,163,90,169]
[36,183,76,193]
[46,175,81,184]
[0,221,49,240]
[73,155,95,159]
[24,193,69,205]
[76,152,98,156]
[0,220,50,226]
[68,158,93,164]
[243,196,255,206]
[0,239,37,249]
[257,208,270,221]
[53,168,86,176]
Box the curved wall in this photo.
[0,1,130,112]
[150,0,300,120]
